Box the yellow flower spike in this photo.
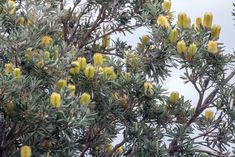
[18,17,25,26]
[20,145,32,157]
[211,25,221,39]
[188,43,197,57]
[93,53,104,66]
[105,143,113,153]
[207,41,218,54]
[103,67,114,76]
[203,12,213,28]
[169,28,179,43]
[141,35,150,44]
[102,35,110,48]
[53,51,59,60]
[78,57,87,70]
[68,84,76,96]
[41,36,53,47]
[50,92,61,108]
[44,51,50,61]
[185,16,191,28]
[84,64,95,79]
[136,42,143,50]
[8,0,16,15]
[195,17,202,29]
[6,101,14,114]
[177,12,187,28]
[80,92,91,105]
[115,146,124,154]
[13,68,21,79]
[144,82,154,96]
[69,61,80,75]
[5,63,14,74]
[162,0,171,12]
[157,15,169,28]
[204,109,214,120]
[124,72,131,82]
[57,79,67,89]
[177,40,187,54]
[169,91,180,103]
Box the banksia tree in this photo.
[0,0,235,157]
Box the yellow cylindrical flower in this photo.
[84,64,95,79]
[169,28,179,43]
[204,109,214,120]
[177,40,187,54]
[144,82,154,96]
[57,79,67,89]
[6,101,14,114]
[5,63,14,74]
[115,146,124,154]
[20,145,32,157]
[169,91,180,103]
[162,0,171,12]
[69,61,80,75]
[41,35,53,47]
[207,41,218,54]
[78,57,87,70]
[177,12,187,28]
[195,17,202,29]
[44,51,50,61]
[188,43,197,56]
[53,51,59,60]
[50,92,61,108]
[141,35,150,44]
[93,53,104,66]
[68,84,76,96]
[157,15,169,28]
[18,17,25,26]
[105,143,113,152]
[185,16,191,28]
[8,0,16,15]
[211,25,221,39]
[80,92,91,105]
[13,68,21,79]
[203,12,213,28]
[102,35,110,48]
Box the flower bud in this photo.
[93,53,103,66]
[144,82,154,96]
[124,72,131,82]
[115,146,124,154]
[211,25,221,39]
[13,68,21,79]
[50,92,61,108]
[80,92,91,105]
[195,17,202,29]
[177,12,187,28]
[177,40,187,54]
[84,64,95,79]
[44,51,50,61]
[8,0,16,15]
[169,28,179,43]
[78,57,87,70]
[68,84,76,96]
[18,17,25,26]
[141,35,150,44]
[188,43,197,56]
[5,63,14,74]
[53,51,59,60]
[207,41,218,54]
[69,61,80,75]
[20,145,32,157]
[162,0,171,12]
[57,79,67,89]
[105,143,113,152]
[203,12,213,28]
[102,35,110,48]
[136,43,143,50]
[169,91,180,103]
[157,15,169,28]
[6,101,14,114]
[204,109,214,120]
